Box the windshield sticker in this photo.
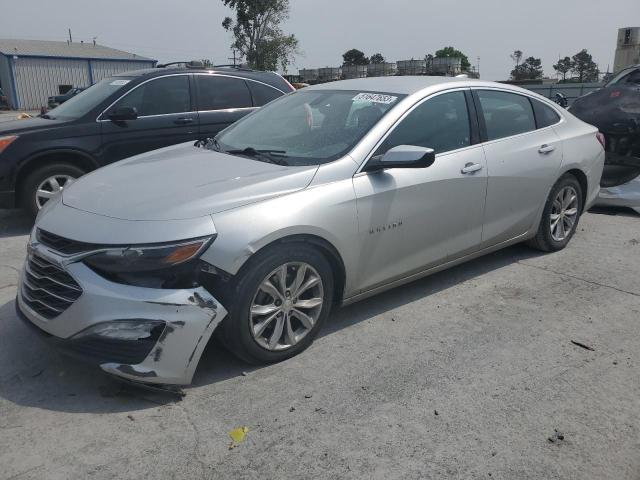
[110,79,130,86]
[352,93,398,104]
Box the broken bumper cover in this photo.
[596,175,640,213]
[16,246,227,386]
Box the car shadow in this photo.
[588,206,640,218]
[192,244,545,384]
[0,209,32,239]
[0,241,544,414]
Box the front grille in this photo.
[21,253,82,319]
[37,229,105,255]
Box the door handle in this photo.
[174,117,195,125]
[538,144,556,154]
[461,162,483,174]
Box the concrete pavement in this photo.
[1,207,639,479]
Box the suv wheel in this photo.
[20,163,85,217]
[527,174,583,252]
[220,243,334,364]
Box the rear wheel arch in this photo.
[563,168,588,212]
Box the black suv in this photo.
[0,65,294,215]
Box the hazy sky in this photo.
[1,0,638,80]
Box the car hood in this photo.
[62,142,319,221]
[0,116,68,135]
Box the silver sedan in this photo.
[18,77,605,385]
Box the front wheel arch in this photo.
[14,150,98,207]
[237,234,347,307]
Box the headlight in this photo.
[83,236,214,288]
[0,135,18,154]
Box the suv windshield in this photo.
[45,77,134,120]
[215,90,405,165]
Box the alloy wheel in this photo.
[35,174,75,209]
[250,262,324,351]
[550,185,579,241]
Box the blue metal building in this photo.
[0,39,156,109]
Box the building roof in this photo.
[0,38,155,62]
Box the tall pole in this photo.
[68,28,72,43]
[227,49,238,66]
[477,56,480,78]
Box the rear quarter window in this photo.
[531,98,561,128]
[247,81,283,107]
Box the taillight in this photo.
[596,132,605,149]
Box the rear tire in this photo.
[19,163,85,217]
[527,174,583,252]
[220,243,334,364]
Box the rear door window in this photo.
[112,75,191,116]
[531,98,561,128]
[196,75,252,110]
[247,81,283,106]
[476,90,536,141]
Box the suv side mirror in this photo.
[108,106,138,122]
[364,145,436,172]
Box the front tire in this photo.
[527,174,583,252]
[19,163,85,217]
[220,243,334,364]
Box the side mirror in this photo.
[364,145,436,172]
[108,106,138,122]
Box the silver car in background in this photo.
[17,77,605,386]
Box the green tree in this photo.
[571,49,599,82]
[221,0,299,71]
[434,46,471,71]
[510,50,523,68]
[553,56,573,81]
[370,53,385,64]
[342,49,369,66]
[510,56,543,80]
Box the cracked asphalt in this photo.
[1,207,639,479]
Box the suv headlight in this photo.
[0,135,18,154]
[83,236,214,288]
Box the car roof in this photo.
[305,76,557,103]
[113,67,289,90]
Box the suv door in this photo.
[195,74,255,139]
[100,74,197,162]
[473,89,563,246]
[352,90,487,292]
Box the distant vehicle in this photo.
[0,87,8,109]
[570,64,640,213]
[554,92,568,108]
[17,77,605,386]
[47,87,86,109]
[0,64,294,216]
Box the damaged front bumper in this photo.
[16,242,227,386]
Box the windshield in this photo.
[605,66,640,87]
[45,77,134,120]
[215,90,405,165]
